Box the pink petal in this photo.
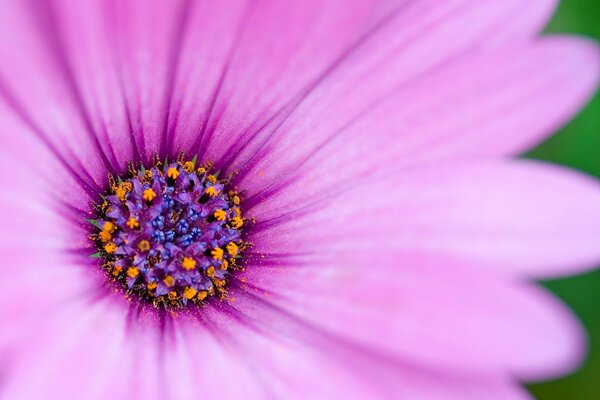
[0,298,132,400]
[0,103,103,351]
[44,0,193,165]
[170,0,387,160]
[0,1,116,183]
[1,298,532,399]
[392,161,600,277]
[174,306,532,399]
[250,160,600,278]
[237,252,585,382]
[237,38,599,202]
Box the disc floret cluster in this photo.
[90,156,248,309]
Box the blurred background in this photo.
[527,0,600,398]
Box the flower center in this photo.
[89,156,247,309]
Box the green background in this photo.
[527,0,600,398]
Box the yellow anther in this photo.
[143,188,157,202]
[183,161,195,173]
[230,217,244,229]
[220,260,229,270]
[126,217,139,229]
[205,186,219,197]
[182,257,197,270]
[116,187,127,201]
[226,242,239,257]
[197,167,207,174]
[138,240,150,252]
[98,230,112,243]
[103,222,117,233]
[147,282,157,290]
[183,287,197,299]
[207,175,217,184]
[163,275,175,287]
[231,207,241,218]
[167,167,180,179]
[127,267,140,278]
[115,182,132,201]
[104,242,117,254]
[168,291,178,301]
[206,266,216,278]
[211,247,224,260]
[197,291,208,301]
[112,265,123,276]
[232,195,240,205]
[214,209,227,221]
[214,279,226,288]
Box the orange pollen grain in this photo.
[183,287,197,299]
[182,257,197,270]
[104,242,117,254]
[226,242,239,257]
[163,275,175,287]
[126,217,139,229]
[138,240,150,252]
[211,247,224,260]
[98,230,112,242]
[167,167,180,179]
[197,291,208,301]
[127,267,140,278]
[143,188,157,202]
[183,161,195,172]
[230,217,243,229]
[214,209,227,221]
[206,266,216,278]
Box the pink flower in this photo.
[1,0,599,399]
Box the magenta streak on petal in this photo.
[213,3,413,175]
[0,74,100,196]
[227,0,524,188]
[245,178,359,234]
[24,0,120,174]
[217,1,541,208]
[188,2,257,160]
[186,1,389,164]
[220,279,449,380]
[177,316,278,399]
[157,0,193,158]
[214,0,475,177]
[103,0,144,163]
[245,41,599,219]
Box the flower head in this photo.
[1,1,600,399]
